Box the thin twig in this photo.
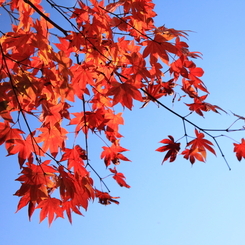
[141,87,231,170]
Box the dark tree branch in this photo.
[23,0,69,36]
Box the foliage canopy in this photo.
[0,0,244,225]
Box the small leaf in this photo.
[95,189,119,205]
[156,135,180,163]
[181,129,216,164]
[109,167,130,188]
[234,138,245,161]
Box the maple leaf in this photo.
[109,167,130,188]
[185,98,208,117]
[69,110,107,135]
[70,63,94,98]
[0,122,24,145]
[36,197,64,225]
[57,166,76,201]
[234,138,245,161]
[156,26,189,40]
[6,131,43,167]
[60,146,88,175]
[36,125,68,157]
[181,129,216,164]
[14,160,58,219]
[105,111,124,134]
[16,160,57,185]
[15,191,31,213]
[39,102,63,128]
[101,110,124,142]
[182,78,198,98]
[62,200,83,224]
[186,96,225,116]
[95,189,119,205]
[107,81,143,110]
[156,135,180,163]
[181,148,205,164]
[54,37,75,56]
[170,58,188,80]
[101,142,131,167]
[56,165,94,223]
[141,84,166,107]
[124,52,151,80]
[143,33,178,64]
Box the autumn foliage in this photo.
[0,0,244,225]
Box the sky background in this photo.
[1,0,245,245]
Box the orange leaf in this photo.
[36,126,68,157]
[181,148,205,164]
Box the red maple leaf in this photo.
[15,160,57,188]
[234,138,245,161]
[141,83,166,108]
[6,131,42,167]
[36,197,64,226]
[39,102,63,128]
[95,189,119,205]
[69,110,107,135]
[181,148,205,164]
[143,33,178,64]
[70,63,94,98]
[105,111,124,133]
[109,167,130,188]
[57,166,76,201]
[62,200,83,224]
[181,129,216,164]
[156,135,180,163]
[107,81,142,110]
[60,145,88,175]
[0,122,24,145]
[36,125,68,157]
[101,142,131,167]
[186,95,225,116]
[14,160,58,221]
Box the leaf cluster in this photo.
[0,0,244,224]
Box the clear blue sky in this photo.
[1,1,245,245]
